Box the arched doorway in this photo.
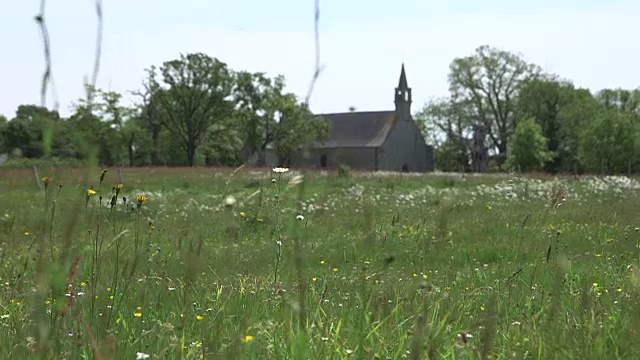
[320,154,327,168]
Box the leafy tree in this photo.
[579,110,636,174]
[150,53,235,166]
[447,45,542,155]
[272,93,328,167]
[233,71,284,165]
[505,118,553,172]
[414,98,472,171]
[0,115,7,152]
[134,66,165,165]
[516,78,600,173]
[1,105,61,158]
[595,88,640,113]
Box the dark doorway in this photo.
[320,154,327,168]
[401,163,409,172]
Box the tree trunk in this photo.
[186,141,196,166]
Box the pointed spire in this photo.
[398,63,408,88]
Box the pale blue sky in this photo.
[1,0,639,118]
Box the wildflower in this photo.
[85,189,96,209]
[137,195,148,209]
[24,232,30,236]
[239,211,246,217]
[296,214,304,221]
[312,277,317,282]
[272,167,289,173]
[332,267,338,272]
[480,305,486,311]
[320,260,325,265]
[242,335,254,344]
[136,352,150,360]
[195,314,204,321]
[224,195,236,208]
[42,176,50,189]
[133,311,142,317]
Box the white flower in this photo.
[273,167,289,173]
[136,352,150,360]
[224,195,236,207]
[296,215,304,221]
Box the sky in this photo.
[1,0,639,118]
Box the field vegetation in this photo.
[0,167,639,359]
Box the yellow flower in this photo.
[332,267,338,273]
[133,311,142,317]
[195,314,204,321]
[239,211,246,217]
[242,335,254,344]
[80,282,87,287]
[312,277,317,282]
[137,195,148,204]
[23,232,30,236]
[87,189,96,196]
[320,260,325,265]
[480,306,486,311]
[116,184,124,189]
[592,282,599,287]
[256,218,264,222]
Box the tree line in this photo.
[415,45,639,175]
[0,53,328,168]
[0,46,638,174]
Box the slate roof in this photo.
[314,110,397,148]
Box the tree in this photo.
[447,45,542,155]
[579,110,636,174]
[0,115,8,153]
[2,105,61,158]
[233,71,284,165]
[272,93,328,167]
[515,78,600,173]
[414,98,472,171]
[505,118,553,172]
[151,53,235,166]
[133,66,164,165]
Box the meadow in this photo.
[0,166,639,359]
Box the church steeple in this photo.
[394,63,412,120]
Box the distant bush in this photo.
[0,156,86,169]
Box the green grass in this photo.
[0,167,639,359]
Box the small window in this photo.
[320,154,327,168]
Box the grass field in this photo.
[0,166,639,359]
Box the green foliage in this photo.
[272,95,329,166]
[415,45,640,175]
[0,169,639,358]
[578,110,637,174]
[2,46,640,175]
[505,118,554,172]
